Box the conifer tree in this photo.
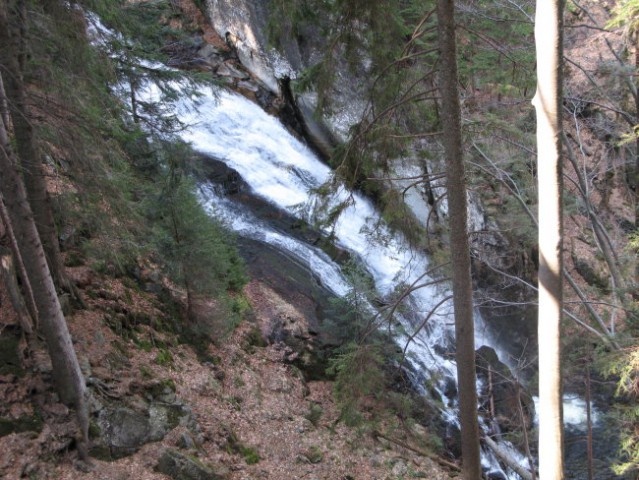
[0,0,77,297]
[436,0,482,477]
[0,69,90,462]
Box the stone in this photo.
[0,327,23,377]
[91,399,194,459]
[475,346,535,435]
[156,449,225,480]
[177,432,197,450]
[216,62,248,79]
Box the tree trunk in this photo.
[532,0,565,476]
[634,38,639,286]
[0,70,90,461]
[436,0,482,478]
[0,245,34,334]
[0,0,74,297]
[483,435,534,480]
[0,193,38,327]
[585,361,594,480]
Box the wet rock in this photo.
[216,62,249,79]
[156,449,225,480]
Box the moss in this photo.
[147,378,177,398]
[244,325,267,350]
[304,403,323,427]
[303,445,323,464]
[0,414,43,437]
[165,405,189,430]
[89,444,114,461]
[88,420,102,440]
[223,430,260,464]
[134,335,154,352]
[155,349,174,367]
[240,446,260,465]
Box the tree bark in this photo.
[635,39,639,232]
[532,0,565,476]
[436,0,482,478]
[0,70,90,460]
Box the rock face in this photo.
[204,0,365,143]
[475,346,535,436]
[205,0,294,94]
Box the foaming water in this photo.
[140,83,528,478]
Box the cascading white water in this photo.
[174,88,460,376]
[140,82,528,477]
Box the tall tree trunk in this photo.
[0,0,74,297]
[436,0,482,477]
[0,71,90,461]
[532,0,565,476]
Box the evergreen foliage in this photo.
[600,347,639,475]
[7,0,247,336]
[145,143,247,299]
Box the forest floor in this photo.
[0,266,455,480]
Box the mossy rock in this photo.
[156,449,226,480]
[0,414,43,437]
[91,402,193,460]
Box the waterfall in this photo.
[158,86,532,477]
[175,89,460,375]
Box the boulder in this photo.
[90,382,196,460]
[156,449,226,480]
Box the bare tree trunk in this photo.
[437,0,481,477]
[635,39,639,232]
[633,38,639,286]
[0,70,90,461]
[516,381,537,480]
[532,0,565,475]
